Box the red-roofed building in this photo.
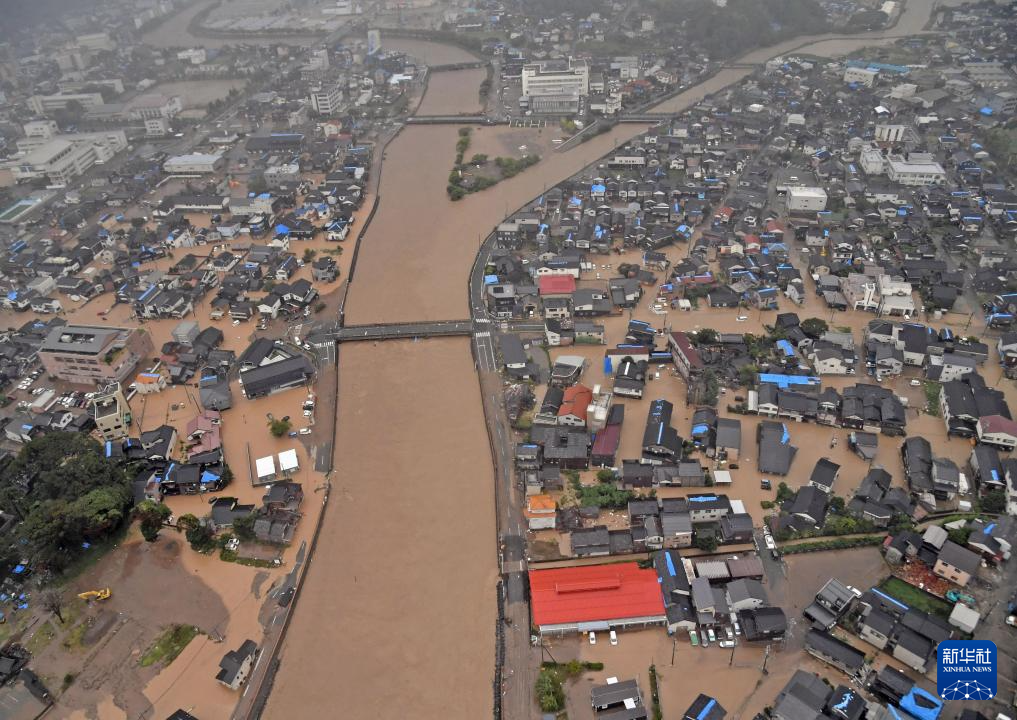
[977,414,1017,450]
[539,275,577,297]
[529,563,667,635]
[558,384,593,427]
[668,331,704,380]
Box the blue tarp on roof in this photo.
[484,274,498,285]
[604,357,613,374]
[899,687,942,720]
[200,470,220,485]
[665,552,677,577]
[689,496,717,503]
[275,224,290,235]
[697,699,718,720]
[692,424,709,436]
[758,373,820,388]
[781,425,790,445]
[12,565,25,575]
[591,184,606,194]
[776,340,795,357]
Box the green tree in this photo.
[268,418,292,437]
[801,317,829,338]
[232,513,256,542]
[302,248,317,263]
[828,495,846,515]
[595,469,616,483]
[135,500,172,542]
[694,328,719,345]
[247,174,268,194]
[694,533,718,553]
[776,482,794,502]
[981,489,1007,514]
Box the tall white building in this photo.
[522,59,589,97]
[875,124,906,143]
[28,92,105,116]
[10,139,98,184]
[310,83,344,115]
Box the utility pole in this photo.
[671,637,677,666]
[761,643,771,675]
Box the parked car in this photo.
[588,631,596,645]
[609,630,618,646]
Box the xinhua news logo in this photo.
[937,640,997,701]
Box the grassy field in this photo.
[140,625,200,668]
[26,620,57,656]
[878,577,953,618]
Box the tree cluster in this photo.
[0,433,133,571]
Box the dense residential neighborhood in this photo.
[0,0,1016,718]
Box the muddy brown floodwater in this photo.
[264,339,498,718]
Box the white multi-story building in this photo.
[885,153,946,186]
[875,124,907,142]
[860,146,885,175]
[145,117,170,136]
[177,48,207,65]
[844,67,879,87]
[876,274,915,317]
[17,130,128,164]
[786,187,828,212]
[28,92,104,116]
[11,139,98,184]
[309,83,344,115]
[128,94,182,120]
[521,58,589,114]
[23,120,58,139]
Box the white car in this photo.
[589,631,596,645]
[298,428,312,435]
[609,630,618,645]
[736,315,748,322]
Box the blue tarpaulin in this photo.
[484,274,498,285]
[603,357,613,374]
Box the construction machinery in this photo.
[77,588,111,602]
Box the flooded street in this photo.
[264,339,498,718]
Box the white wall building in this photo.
[10,139,98,184]
[309,83,344,115]
[886,153,946,186]
[128,94,182,120]
[177,48,207,65]
[875,124,906,142]
[163,153,224,174]
[522,58,589,113]
[28,92,104,116]
[844,67,879,87]
[787,187,828,212]
[145,117,170,136]
[23,120,58,139]
[860,146,885,175]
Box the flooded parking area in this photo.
[264,339,497,718]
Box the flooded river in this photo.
[264,339,498,718]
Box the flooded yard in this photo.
[148,80,247,110]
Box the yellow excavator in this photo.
[77,588,111,602]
